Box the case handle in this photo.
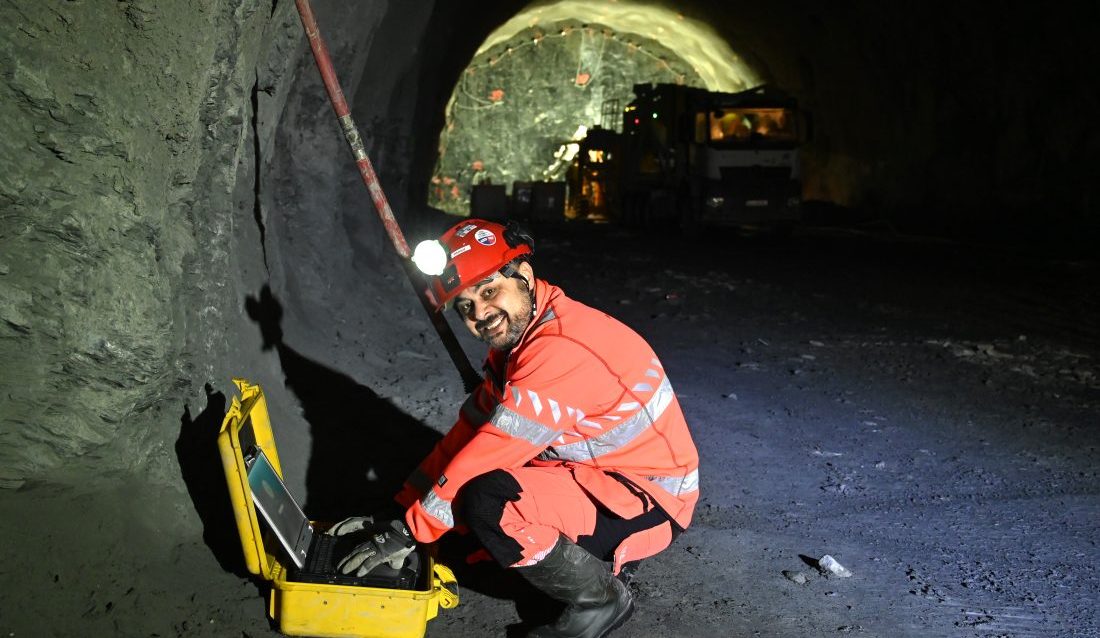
[433,563,460,609]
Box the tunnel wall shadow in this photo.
[245,285,442,521]
[175,384,249,576]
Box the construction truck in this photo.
[564,126,620,222]
[616,83,805,232]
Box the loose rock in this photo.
[818,555,852,578]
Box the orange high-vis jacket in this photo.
[398,279,700,548]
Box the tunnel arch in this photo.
[427,0,764,214]
[482,1,762,92]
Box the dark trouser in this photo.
[459,468,673,572]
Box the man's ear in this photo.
[517,260,534,288]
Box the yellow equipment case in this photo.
[217,378,459,638]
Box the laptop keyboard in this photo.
[306,533,340,574]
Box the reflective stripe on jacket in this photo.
[402,279,700,544]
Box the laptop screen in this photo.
[247,446,313,569]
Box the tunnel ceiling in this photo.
[428,0,762,214]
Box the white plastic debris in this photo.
[818,555,852,578]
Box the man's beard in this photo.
[476,295,533,351]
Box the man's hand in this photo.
[336,519,416,576]
[325,515,374,536]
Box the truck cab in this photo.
[620,83,805,232]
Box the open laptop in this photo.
[245,445,420,588]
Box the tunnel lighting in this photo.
[412,240,448,276]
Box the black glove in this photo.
[336,519,415,576]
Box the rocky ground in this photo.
[1,222,1097,637]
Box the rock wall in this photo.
[0,0,438,495]
[0,0,274,488]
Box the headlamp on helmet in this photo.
[413,219,533,310]
[412,239,448,276]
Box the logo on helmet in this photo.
[474,229,496,246]
[455,224,478,238]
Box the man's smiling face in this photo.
[452,261,535,351]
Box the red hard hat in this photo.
[413,219,533,310]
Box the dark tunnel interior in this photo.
[0,1,1097,636]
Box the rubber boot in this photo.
[516,535,634,638]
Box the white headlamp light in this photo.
[412,239,448,276]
